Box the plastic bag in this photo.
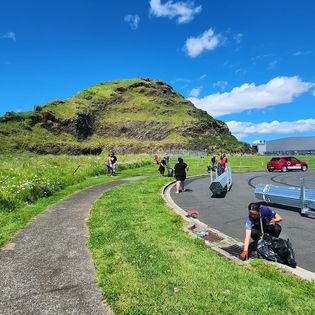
[257,234,296,268]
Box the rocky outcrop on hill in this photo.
[0,78,251,154]
[28,144,102,155]
[97,121,170,140]
[177,120,231,138]
[41,111,95,140]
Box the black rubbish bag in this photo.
[257,234,296,268]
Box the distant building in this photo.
[252,136,315,155]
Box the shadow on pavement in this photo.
[211,191,227,198]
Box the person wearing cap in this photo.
[240,202,282,260]
[174,157,189,193]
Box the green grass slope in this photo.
[0,78,250,154]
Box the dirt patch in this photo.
[203,231,224,242]
[2,242,16,251]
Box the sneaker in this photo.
[182,189,186,192]
[175,191,180,194]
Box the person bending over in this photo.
[159,157,167,176]
[240,202,282,260]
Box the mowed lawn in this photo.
[1,153,315,314]
[88,176,315,314]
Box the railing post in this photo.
[226,166,230,189]
[300,178,309,215]
[210,168,213,184]
[228,166,232,189]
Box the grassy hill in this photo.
[0,78,251,154]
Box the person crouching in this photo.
[240,202,282,260]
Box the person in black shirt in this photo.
[159,157,167,176]
[174,157,189,193]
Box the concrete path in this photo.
[170,171,315,273]
[0,178,140,315]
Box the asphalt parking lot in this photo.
[170,170,315,273]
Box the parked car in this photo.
[267,156,308,172]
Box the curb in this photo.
[161,177,315,282]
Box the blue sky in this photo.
[1,0,315,143]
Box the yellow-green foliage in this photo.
[0,152,152,212]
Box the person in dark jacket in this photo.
[240,202,282,260]
[159,157,167,176]
[174,157,189,193]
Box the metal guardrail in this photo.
[209,166,232,195]
[255,179,315,216]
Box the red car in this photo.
[267,156,308,172]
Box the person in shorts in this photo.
[174,157,189,193]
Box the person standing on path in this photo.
[240,202,282,260]
[217,153,227,175]
[110,152,117,175]
[174,157,189,193]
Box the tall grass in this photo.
[0,152,152,212]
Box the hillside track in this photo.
[170,170,315,273]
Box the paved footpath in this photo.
[0,178,141,315]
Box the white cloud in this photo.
[150,0,201,24]
[171,77,191,83]
[235,68,247,76]
[233,33,243,44]
[188,76,314,117]
[189,87,201,97]
[292,50,311,57]
[227,119,315,139]
[199,74,207,80]
[124,14,140,30]
[293,51,302,57]
[213,80,228,91]
[185,28,220,58]
[1,32,16,41]
[267,59,279,70]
